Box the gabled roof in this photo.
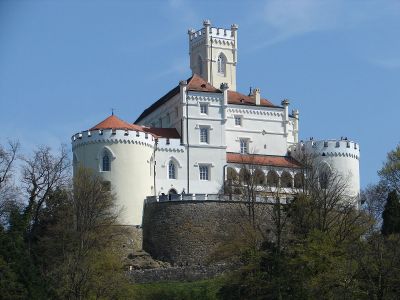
[228,90,276,107]
[90,115,143,131]
[142,127,181,139]
[227,153,302,169]
[187,74,221,93]
[135,74,279,123]
[135,74,220,123]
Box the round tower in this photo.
[290,139,360,201]
[71,115,155,225]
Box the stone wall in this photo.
[128,264,230,283]
[142,201,274,266]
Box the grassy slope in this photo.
[129,276,226,300]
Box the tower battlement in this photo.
[71,129,155,150]
[188,26,236,43]
[290,139,361,199]
[291,139,360,160]
[188,20,238,91]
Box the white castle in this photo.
[72,21,360,225]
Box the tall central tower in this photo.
[188,20,238,91]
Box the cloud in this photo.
[253,0,400,49]
[370,58,400,70]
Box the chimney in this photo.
[220,82,229,106]
[281,99,290,137]
[253,88,260,105]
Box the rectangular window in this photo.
[199,165,209,180]
[200,127,209,143]
[200,103,208,114]
[234,116,242,126]
[240,138,248,154]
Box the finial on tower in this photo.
[220,82,229,91]
[203,19,211,27]
[281,99,290,106]
[111,108,115,116]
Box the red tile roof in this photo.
[142,127,181,139]
[135,74,279,123]
[187,74,221,93]
[228,90,276,107]
[227,153,302,168]
[90,115,144,131]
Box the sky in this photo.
[0,0,399,188]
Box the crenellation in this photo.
[72,20,360,228]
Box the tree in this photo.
[47,167,130,299]
[378,144,400,194]
[352,233,400,300]
[0,140,20,225]
[381,190,400,236]
[362,143,400,228]
[21,145,70,251]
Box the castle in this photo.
[71,21,360,226]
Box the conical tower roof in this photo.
[90,114,143,131]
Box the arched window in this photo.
[267,170,279,187]
[217,53,226,75]
[102,152,110,171]
[281,171,293,188]
[168,161,176,179]
[198,55,203,76]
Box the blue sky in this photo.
[0,0,399,188]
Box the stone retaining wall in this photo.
[142,201,274,266]
[128,264,230,283]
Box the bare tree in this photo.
[288,149,369,243]
[21,145,70,249]
[0,140,20,224]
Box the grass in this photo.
[128,276,226,300]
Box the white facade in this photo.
[290,139,361,198]
[71,21,360,225]
[72,128,155,225]
[189,20,238,91]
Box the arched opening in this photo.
[226,167,238,196]
[227,167,238,181]
[168,188,178,200]
[267,170,279,187]
[168,189,177,195]
[102,151,111,171]
[254,168,265,185]
[168,160,176,179]
[217,53,226,75]
[281,171,293,188]
[294,173,305,189]
[239,168,251,183]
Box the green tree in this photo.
[378,144,400,194]
[381,190,400,236]
[43,167,131,299]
